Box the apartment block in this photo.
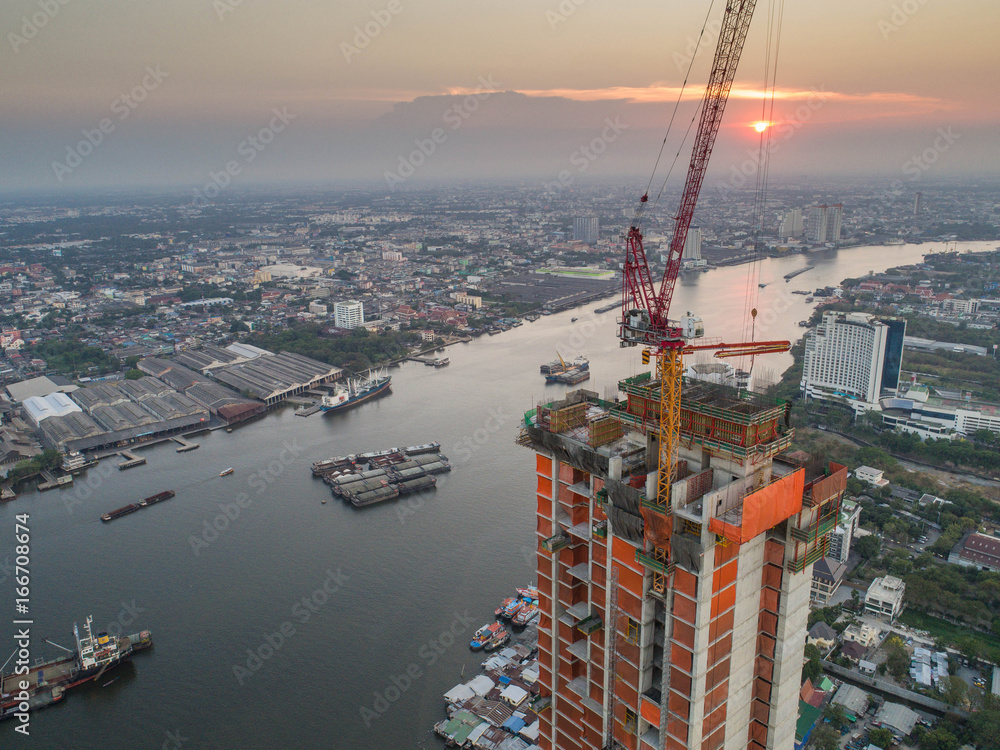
[520,377,847,750]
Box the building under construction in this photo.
[519,377,846,750]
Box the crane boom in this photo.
[621,0,759,347]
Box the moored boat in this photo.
[321,368,391,413]
[470,622,506,651]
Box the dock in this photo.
[296,403,323,417]
[171,437,200,452]
[118,450,147,471]
[410,356,450,367]
[37,469,73,492]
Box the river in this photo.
[0,241,992,749]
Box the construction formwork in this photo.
[611,376,793,464]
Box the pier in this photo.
[118,450,147,470]
[172,436,200,452]
[37,469,73,491]
[409,356,450,367]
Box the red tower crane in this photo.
[618,0,789,507]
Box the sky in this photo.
[0,0,997,193]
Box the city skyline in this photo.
[1,0,997,191]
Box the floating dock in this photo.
[172,437,200,452]
[117,450,146,470]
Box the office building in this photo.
[521,377,847,750]
[574,217,600,244]
[333,300,364,329]
[801,311,905,408]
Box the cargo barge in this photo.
[1,616,152,722]
[783,264,814,281]
[311,442,450,508]
[101,490,174,521]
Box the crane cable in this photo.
[739,0,785,384]
[632,0,717,231]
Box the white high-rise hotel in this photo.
[801,311,906,409]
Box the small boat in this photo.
[102,676,120,688]
[219,468,234,477]
[571,317,579,322]
[470,622,506,651]
[484,626,511,652]
[516,586,539,600]
[805,296,814,302]
[495,597,517,617]
[758,283,767,288]
[500,598,524,619]
[513,604,540,627]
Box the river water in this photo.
[0,241,991,749]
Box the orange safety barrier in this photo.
[708,469,804,543]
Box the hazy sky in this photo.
[1,0,997,192]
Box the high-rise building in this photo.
[800,311,905,407]
[521,378,846,750]
[913,192,923,216]
[333,300,364,329]
[682,227,702,261]
[827,498,862,565]
[574,217,600,244]
[779,209,803,239]
[806,204,842,244]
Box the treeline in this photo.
[248,323,422,373]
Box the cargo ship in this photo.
[540,353,589,375]
[321,369,391,413]
[1,616,152,722]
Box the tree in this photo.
[869,727,894,749]
[885,636,910,681]
[124,368,144,380]
[856,534,882,560]
[919,728,959,750]
[941,674,967,708]
[823,703,847,730]
[810,724,839,750]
